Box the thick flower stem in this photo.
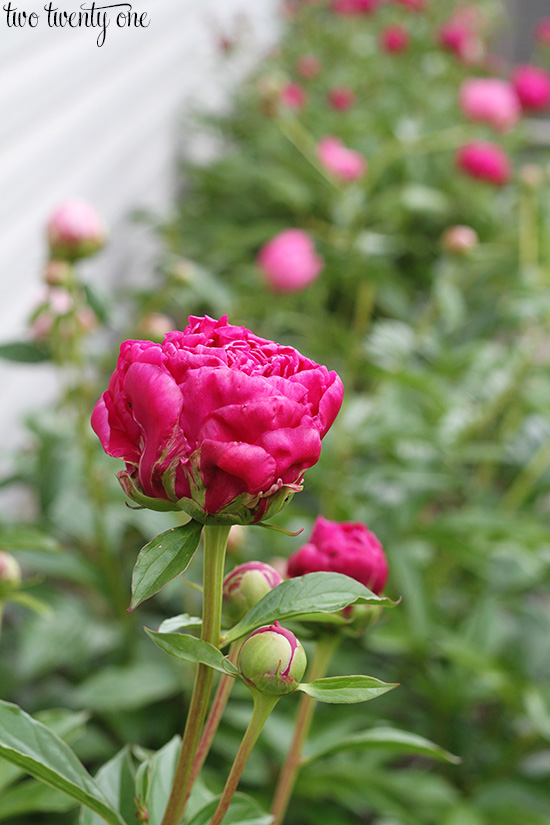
[161,524,230,825]
[188,640,243,801]
[270,634,340,825]
[209,692,279,825]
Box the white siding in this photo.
[0,0,279,456]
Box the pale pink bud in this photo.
[0,552,21,598]
[223,561,283,624]
[296,54,321,78]
[44,259,72,287]
[257,229,323,293]
[459,78,521,132]
[317,136,367,182]
[138,313,175,342]
[441,225,479,255]
[47,199,106,261]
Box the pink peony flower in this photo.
[459,78,521,132]
[535,18,550,46]
[279,82,307,110]
[296,54,321,78]
[438,19,482,63]
[287,516,389,595]
[327,86,356,110]
[456,141,511,186]
[317,136,367,182]
[47,199,106,261]
[380,24,410,53]
[331,0,379,15]
[92,315,343,523]
[257,229,323,293]
[512,65,550,112]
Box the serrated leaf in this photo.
[0,342,50,363]
[80,748,136,825]
[305,726,460,764]
[184,792,272,825]
[130,521,203,610]
[145,630,239,677]
[158,614,203,634]
[222,572,395,645]
[0,701,125,825]
[298,675,398,704]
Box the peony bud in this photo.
[441,225,479,255]
[459,78,520,132]
[317,136,367,182]
[535,18,550,46]
[327,86,356,111]
[455,141,511,186]
[238,622,307,695]
[47,199,106,262]
[381,24,410,54]
[512,65,550,112]
[44,259,72,287]
[296,54,321,79]
[279,83,307,111]
[0,552,22,599]
[257,229,323,293]
[223,561,283,625]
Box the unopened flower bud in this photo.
[44,259,72,287]
[223,561,283,625]
[47,199,106,262]
[226,525,246,554]
[441,225,479,255]
[0,552,22,599]
[238,622,307,695]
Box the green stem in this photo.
[188,640,243,800]
[161,524,230,825]
[209,692,279,825]
[270,634,340,825]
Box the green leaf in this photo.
[0,780,76,819]
[0,526,61,553]
[0,342,50,363]
[80,748,136,825]
[144,736,181,825]
[0,701,126,825]
[145,630,240,677]
[185,792,272,825]
[74,659,182,713]
[130,521,203,610]
[222,572,395,645]
[305,727,460,764]
[298,675,398,704]
[158,614,202,634]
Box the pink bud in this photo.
[512,65,550,112]
[455,141,511,186]
[441,225,479,255]
[296,54,321,79]
[535,18,550,46]
[47,199,106,262]
[257,229,323,293]
[438,20,482,63]
[380,24,410,54]
[238,622,307,695]
[327,86,356,110]
[459,78,521,132]
[287,516,389,595]
[223,561,283,624]
[279,83,307,111]
[317,136,367,182]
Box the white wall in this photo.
[0,0,279,462]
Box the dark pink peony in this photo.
[512,65,550,112]
[287,516,388,594]
[257,229,323,293]
[459,78,520,132]
[92,316,343,524]
[381,24,410,54]
[455,141,511,186]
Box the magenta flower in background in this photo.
[535,18,550,46]
[380,24,410,54]
[512,65,550,112]
[287,516,389,595]
[327,86,356,111]
[295,54,321,78]
[47,199,106,261]
[459,78,521,132]
[257,229,323,293]
[456,141,511,186]
[92,315,343,523]
[331,0,380,15]
[279,83,307,111]
[317,136,367,182]
[438,18,481,63]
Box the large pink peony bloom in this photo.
[257,229,323,293]
[317,136,367,182]
[92,316,343,524]
[47,199,106,261]
[287,516,388,594]
[512,65,550,112]
[459,78,521,132]
[455,141,511,186]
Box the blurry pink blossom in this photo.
[317,136,367,182]
[535,18,550,46]
[257,229,323,293]
[459,78,521,132]
[295,54,321,78]
[456,141,511,186]
[327,86,356,110]
[47,199,106,261]
[279,82,307,110]
[380,24,410,53]
[438,18,482,63]
[512,65,550,112]
[331,0,380,15]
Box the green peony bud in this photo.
[223,561,283,626]
[0,552,22,599]
[238,622,307,695]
